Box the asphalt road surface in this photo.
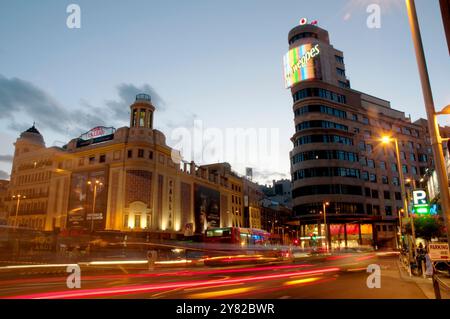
[0,254,428,299]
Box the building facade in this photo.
[285,21,435,249]
[5,94,245,237]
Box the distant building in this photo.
[0,180,9,224]
[262,179,293,209]
[242,178,264,230]
[5,94,244,237]
[285,21,436,249]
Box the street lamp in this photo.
[12,195,26,229]
[405,0,450,243]
[381,136,416,251]
[322,202,330,252]
[87,180,103,233]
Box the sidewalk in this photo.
[396,260,437,299]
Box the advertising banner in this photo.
[283,43,320,88]
[67,170,108,230]
[194,184,220,234]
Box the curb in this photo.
[396,260,435,299]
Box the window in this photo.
[292,88,347,104]
[391,163,398,172]
[411,166,418,175]
[294,134,353,146]
[294,105,347,119]
[79,158,84,167]
[382,176,389,184]
[296,120,348,132]
[89,156,95,164]
[139,109,146,127]
[358,141,366,151]
[362,117,369,125]
[370,174,377,183]
[372,190,379,199]
[138,149,144,158]
[373,206,380,215]
[408,141,414,149]
[99,155,106,163]
[402,165,408,174]
[366,144,373,153]
[365,187,371,197]
[149,151,153,160]
[123,215,129,228]
[352,114,358,121]
[335,55,344,64]
[336,68,346,77]
[135,215,141,228]
[364,130,372,138]
[382,225,387,231]
[362,171,369,181]
[395,192,402,200]
[380,162,386,170]
[368,160,375,168]
[393,177,400,186]
[127,150,133,158]
[401,152,406,160]
[384,191,391,200]
[366,204,373,215]
[410,153,416,161]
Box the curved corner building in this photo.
[285,22,434,249]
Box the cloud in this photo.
[0,170,9,180]
[0,155,13,163]
[106,83,166,121]
[0,74,165,137]
[252,169,290,185]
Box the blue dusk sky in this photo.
[0,0,449,184]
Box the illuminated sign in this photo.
[77,126,116,148]
[283,44,320,88]
[80,126,115,141]
[413,190,428,205]
[299,18,318,26]
[412,190,430,215]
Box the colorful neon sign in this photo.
[283,44,320,88]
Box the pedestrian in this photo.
[147,250,157,271]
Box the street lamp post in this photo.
[405,0,450,242]
[87,180,103,233]
[12,195,26,229]
[381,136,417,254]
[322,202,330,252]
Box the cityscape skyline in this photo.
[0,0,449,185]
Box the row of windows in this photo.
[294,134,353,147]
[335,55,344,64]
[292,167,360,181]
[336,68,346,77]
[292,184,363,198]
[294,203,398,217]
[364,187,402,201]
[294,202,365,216]
[295,120,348,133]
[288,32,318,44]
[16,172,51,186]
[232,195,242,205]
[293,88,347,104]
[291,150,359,164]
[294,105,347,119]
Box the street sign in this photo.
[428,243,449,261]
[413,190,427,205]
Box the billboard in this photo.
[194,184,220,233]
[67,170,108,230]
[283,43,320,88]
[76,126,115,148]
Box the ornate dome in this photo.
[19,124,45,146]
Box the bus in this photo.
[204,227,271,246]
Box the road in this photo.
[0,253,429,299]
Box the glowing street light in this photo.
[322,202,330,251]
[87,180,103,233]
[380,136,415,251]
[12,194,26,229]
